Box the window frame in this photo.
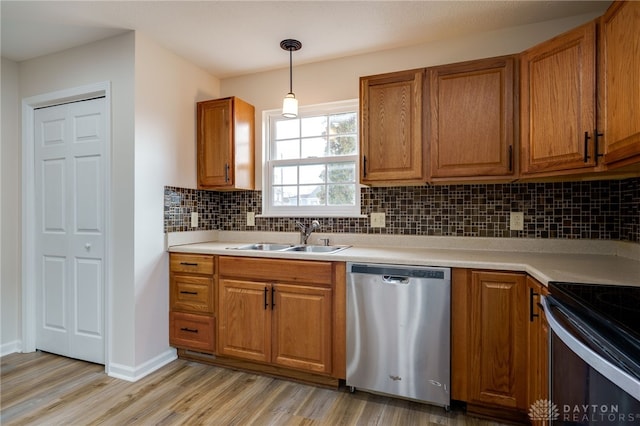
[261,99,362,218]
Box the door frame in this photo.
[22,82,112,370]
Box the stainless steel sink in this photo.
[283,245,350,253]
[232,243,293,251]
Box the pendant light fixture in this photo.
[281,39,302,118]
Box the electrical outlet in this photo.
[371,212,386,228]
[190,212,199,228]
[510,212,524,231]
[247,212,255,227]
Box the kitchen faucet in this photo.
[295,220,321,244]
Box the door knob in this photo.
[85,243,91,250]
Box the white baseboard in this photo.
[107,348,177,382]
[0,340,22,357]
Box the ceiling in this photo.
[1,1,611,79]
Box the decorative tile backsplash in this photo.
[165,177,640,243]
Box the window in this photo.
[263,100,360,217]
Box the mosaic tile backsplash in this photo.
[165,177,640,243]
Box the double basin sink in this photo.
[230,243,350,254]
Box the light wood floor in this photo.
[1,351,508,425]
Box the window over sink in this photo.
[262,100,361,217]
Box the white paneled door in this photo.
[34,98,106,364]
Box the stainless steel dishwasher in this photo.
[346,262,451,408]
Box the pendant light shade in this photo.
[281,39,302,118]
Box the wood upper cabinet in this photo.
[599,0,640,168]
[197,97,255,190]
[527,277,549,409]
[520,21,597,176]
[217,257,334,375]
[428,56,516,180]
[360,69,426,185]
[169,253,216,353]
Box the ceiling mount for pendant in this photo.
[281,38,302,118]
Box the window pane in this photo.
[275,119,299,139]
[328,184,356,206]
[329,135,357,155]
[273,186,298,206]
[301,137,328,158]
[330,112,357,134]
[273,166,297,185]
[328,162,355,183]
[299,185,323,206]
[301,116,327,138]
[299,164,325,184]
[274,139,299,159]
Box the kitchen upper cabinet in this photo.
[169,253,216,353]
[359,69,426,185]
[197,97,255,190]
[527,277,549,409]
[452,269,529,424]
[599,0,640,168]
[217,257,334,375]
[520,21,597,176]
[428,56,516,180]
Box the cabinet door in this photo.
[469,271,527,410]
[600,1,640,167]
[218,278,271,363]
[520,22,597,175]
[527,278,549,409]
[429,56,515,179]
[360,69,426,184]
[198,98,233,188]
[272,283,332,374]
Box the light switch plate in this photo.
[191,212,199,228]
[247,212,255,227]
[371,212,386,228]
[510,212,524,231]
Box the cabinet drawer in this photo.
[170,274,214,314]
[170,253,214,275]
[170,312,215,353]
[219,256,333,286]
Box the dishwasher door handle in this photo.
[382,275,410,284]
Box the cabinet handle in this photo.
[180,262,198,266]
[180,327,198,333]
[584,131,591,163]
[529,287,539,322]
[594,129,604,163]
[271,287,276,309]
[363,155,367,178]
[508,145,513,172]
[180,291,198,295]
[264,287,268,310]
[224,163,230,183]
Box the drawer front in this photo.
[170,312,215,353]
[170,253,214,275]
[219,256,333,286]
[170,275,214,313]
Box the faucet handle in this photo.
[319,238,330,246]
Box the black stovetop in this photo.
[548,281,640,347]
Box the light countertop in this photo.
[167,231,640,288]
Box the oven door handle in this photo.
[542,296,640,402]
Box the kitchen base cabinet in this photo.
[452,269,529,424]
[527,277,549,409]
[215,256,344,384]
[169,253,216,354]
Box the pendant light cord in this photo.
[289,48,293,94]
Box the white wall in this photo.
[17,32,137,369]
[1,58,22,355]
[221,13,601,188]
[133,32,219,368]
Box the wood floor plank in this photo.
[1,352,511,426]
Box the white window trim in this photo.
[261,99,363,218]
